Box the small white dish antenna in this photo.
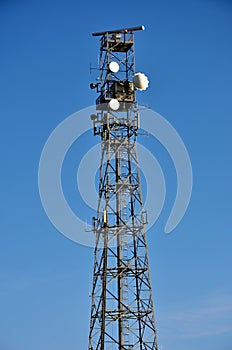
[133,72,149,90]
[109,99,120,111]
[109,61,119,73]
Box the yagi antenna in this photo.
[92,25,145,37]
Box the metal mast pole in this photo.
[116,150,123,349]
[88,26,159,350]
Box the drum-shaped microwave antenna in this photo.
[133,72,149,90]
[109,98,120,111]
[109,61,120,73]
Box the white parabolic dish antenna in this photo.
[109,98,120,110]
[109,61,119,73]
[133,72,149,90]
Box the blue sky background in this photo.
[1,0,232,349]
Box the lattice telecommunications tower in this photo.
[88,26,159,350]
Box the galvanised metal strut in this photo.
[88,26,158,350]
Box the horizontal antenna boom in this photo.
[92,25,145,37]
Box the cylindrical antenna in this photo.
[92,25,145,37]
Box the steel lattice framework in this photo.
[88,26,159,350]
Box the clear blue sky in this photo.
[1,0,232,349]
